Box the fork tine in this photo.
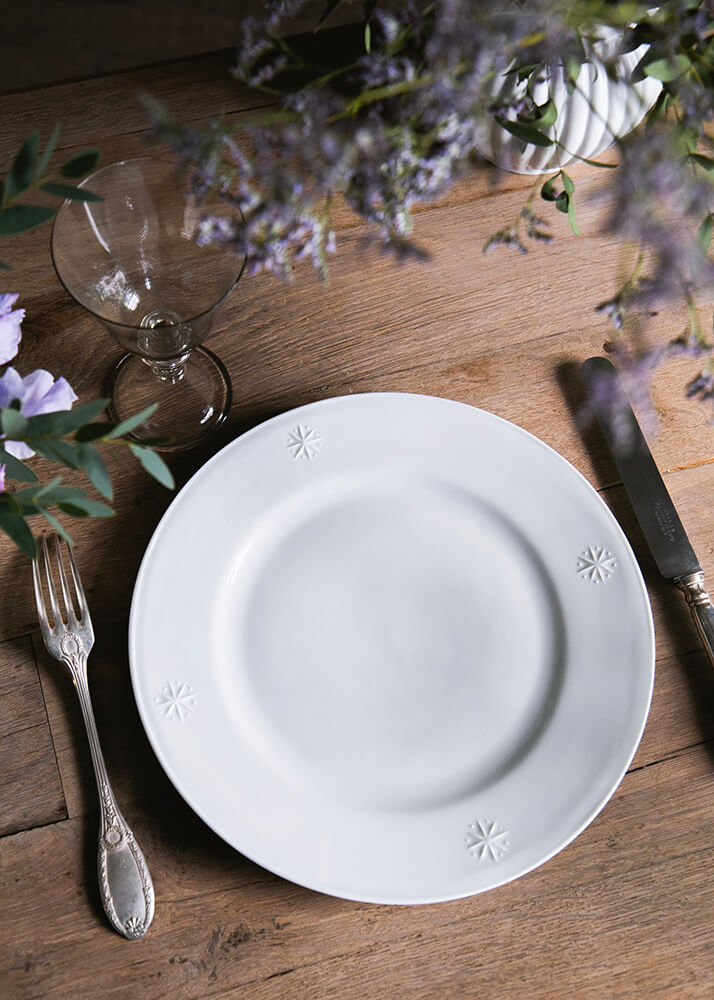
[65,539,89,620]
[54,536,77,623]
[31,549,52,637]
[40,535,62,628]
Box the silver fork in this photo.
[32,534,155,940]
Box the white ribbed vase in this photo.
[482,35,662,174]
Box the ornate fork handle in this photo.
[62,634,155,940]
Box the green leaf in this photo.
[31,439,81,468]
[573,155,618,169]
[1,408,28,439]
[0,447,37,483]
[56,503,90,519]
[541,177,558,202]
[57,497,113,518]
[36,124,61,179]
[76,442,113,500]
[40,182,102,203]
[4,133,39,202]
[129,443,175,489]
[698,214,713,255]
[316,0,346,28]
[555,191,570,214]
[74,422,114,443]
[23,398,109,438]
[103,403,158,440]
[14,476,65,502]
[529,98,557,130]
[495,117,553,147]
[560,171,575,195]
[0,508,36,557]
[567,195,580,237]
[364,21,371,53]
[644,54,690,82]
[36,506,74,545]
[0,204,57,235]
[690,153,714,172]
[59,149,100,179]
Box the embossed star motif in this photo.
[287,424,323,460]
[155,681,196,722]
[577,546,617,583]
[465,819,510,862]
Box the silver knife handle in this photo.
[676,571,714,670]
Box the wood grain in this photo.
[2,32,714,1000]
[0,636,65,836]
[2,744,713,1000]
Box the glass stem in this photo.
[145,353,190,384]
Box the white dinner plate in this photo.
[129,392,654,903]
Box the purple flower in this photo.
[0,464,5,492]
[0,367,78,459]
[0,294,24,365]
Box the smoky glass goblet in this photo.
[51,157,245,450]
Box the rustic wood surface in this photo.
[2,42,714,1000]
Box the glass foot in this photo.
[107,346,232,451]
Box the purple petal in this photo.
[0,464,5,492]
[16,369,61,416]
[0,367,25,409]
[30,375,78,415]
[0,307,24,365]
[0,293,19,316]
[2,440,35,460]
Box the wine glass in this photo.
[51,157,245,450]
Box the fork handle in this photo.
[68,651,155,940]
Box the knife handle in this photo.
[676,572,714,670]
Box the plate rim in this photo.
[129,391,655,903]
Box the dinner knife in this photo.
[581,355,714,669]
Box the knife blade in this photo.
[581,355,714,669]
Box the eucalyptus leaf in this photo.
[14,476,63,499]
[40,182,102,203]
[0,204,57,235]
[129,443,175,489]
[60,148,101,179]
[4,133,38,202]
[56,503,90,519]
[77,442,113,500]
[36,506,74,545]
[23,398,109,438]
[31,439,81,469]
[0,447,37,483]
[103,403,158,440]
[36,124,61,179]
[57,497,113,518]
[0,508,36,557]
[74,422,115,443]
[1,408,28,439]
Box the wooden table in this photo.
[2,42,714,1000]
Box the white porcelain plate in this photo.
[129,393,654,903]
